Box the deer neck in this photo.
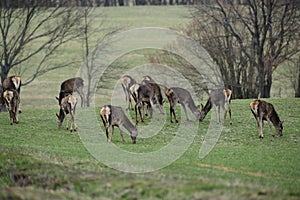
[122,116,136,133]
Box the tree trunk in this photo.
[296,65,300,97]
[1,66,9,85]
[264,73,272,98]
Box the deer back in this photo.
[121,75,136,89]
[60,77,84,93]
[2,76,21,94]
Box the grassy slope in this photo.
[1,6,299,200]
[0,98,299,199]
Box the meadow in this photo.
[0,6,299,199]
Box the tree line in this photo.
[0,0,299,101]
[0,0,262,7]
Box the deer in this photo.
[3,89,20,125]
[2,76,21,113]
[250,99,283,139]
[2,76,21,94]
[199,88,232,125]
[100,105,138,144]
[165,87,201,123]
[56,95,77,132]
[121,75,136,111]
[58,77,84,107]
[141,75,155,84]
[135,81,164,124]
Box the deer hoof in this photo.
[259,135,264,139]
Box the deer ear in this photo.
[56,96,59,101]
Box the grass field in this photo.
[1,6,299,200]
[0,98,299,199]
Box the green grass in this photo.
[1,6,299,200]
[0,98,299,199]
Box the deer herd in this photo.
[1,74,284,143]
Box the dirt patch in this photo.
[198,163,267,178]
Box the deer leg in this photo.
[63,110,69,130]
[223,106,227,124]
[170,104,178,123]
[182,104,190,121]
[119,127,125,144]
[149,100,154,118]
[105,127,110,143]
[15,103,19,124]
[135,103,140,124]
[129,95,133,110]
[9,110,13,125]
[70,113,74,132]
[228,105,232,125]
[169,106,173,123]
[173,106,178,123]
[258,116,264,139]
[65,116,69,130]
[141,103,145,121]
[111,126,115,142]
[266,118,275,137]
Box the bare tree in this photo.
[0,0,85,86]
[188,0,299,98]
[282,56,300,97]
[79,7,121,107]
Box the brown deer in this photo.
[135,81,164,124]
[56,95,77,132]
[2,76,21,112]
[58,77,84,107]
[100,105,138,144]
[199,89,232,125]
[2,76,21,94]
[3,89,20,125]
[121,75,136,111]
[250,99,283,138]
[165,87,200,123]
[141,75,155,84]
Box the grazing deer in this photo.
[2,76,22,112]
[3,89,20,125]
[199,89,232,125]
[58,77,84,107]
[135,82,164,124]
[121,75,136,111]
[165,87,200,123]
[56,95,77,132]
[250,99,283,138]
[100,105,138,144]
